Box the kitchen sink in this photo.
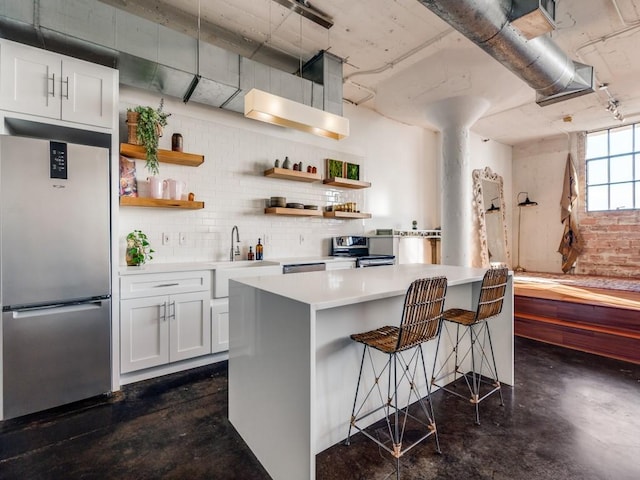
[211,261,282,298]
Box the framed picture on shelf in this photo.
[326,158,344,178]
[119,155,138,197]
[345,162,360,181]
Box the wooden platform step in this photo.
[515,295,640,336]
[515,291,640,365]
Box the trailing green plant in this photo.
[129,99,170,176]
[126,229,154,266]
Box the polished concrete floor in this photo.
[1,337,639,479]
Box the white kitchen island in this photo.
[228,264,514,480]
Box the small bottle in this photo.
[171,133,183,152]
[256,238,263,260]
[247,246,254,261]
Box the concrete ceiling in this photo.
[100,0,640,146]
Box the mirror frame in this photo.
[472,167,510,267]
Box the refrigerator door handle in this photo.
[12,301,102,319]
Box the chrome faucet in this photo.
[230,225,240,261]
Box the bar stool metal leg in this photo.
[345,344,368,446]
[430,267,508,424]
[345,276,448,478]
[347,346,439,455]
[486,324,505,408]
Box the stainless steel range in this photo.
[331,236,396,267]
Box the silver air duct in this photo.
[0,0,342,116]
[417,0,594,106]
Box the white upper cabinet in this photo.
[0,41,60,119]
[60,56,114,128]
[0,39,115,129]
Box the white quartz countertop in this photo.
[119,261,237,276]
[118,256,354,276]
[231,264,492,310]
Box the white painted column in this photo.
[425,96,489,267]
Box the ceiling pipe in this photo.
[417,0,595,106]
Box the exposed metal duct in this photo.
[272,0,334,29]
[0,0,341,116]
[417,0,594,106]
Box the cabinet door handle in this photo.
[48,73,55,97]
[155,283,179,288]
[162,301,168,321]
[62,76,69,99]
[169,301,176,320]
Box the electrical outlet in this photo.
[162,232,171,245]
[299,234,304,244]
[179,232,187,246]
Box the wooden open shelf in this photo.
[322,177,371,189]
[323,211,372,219]
[264,207,322,217]
[120,196,205,209]
[264,167,321,183]
[120,143,204,167]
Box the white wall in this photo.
[512,134,575,273]
[343,108,441,233]
[118,87,441,264]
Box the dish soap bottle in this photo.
[247,246,254,261]
[256,238,263,260]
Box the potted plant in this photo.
[126,230,154,266]
[126,99,170,176]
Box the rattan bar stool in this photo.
[345,276,448,478]
[431,267,508,425]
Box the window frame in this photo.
[585,123,640,212]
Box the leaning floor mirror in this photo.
[473,167,510,267]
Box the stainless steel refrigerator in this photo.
[0,135,111,420]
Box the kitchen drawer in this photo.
[120,271,211,299]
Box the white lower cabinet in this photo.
[120,271,211,374]
[211,298,229,354]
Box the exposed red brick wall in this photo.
[575,134,640,277]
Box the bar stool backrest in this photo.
[396,276,448,352]
[475,267,509,323]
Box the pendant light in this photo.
[244,89,349,139]
[244,2,349,140]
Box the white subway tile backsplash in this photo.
[119,92,368,265]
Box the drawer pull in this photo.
[155,283,180,288]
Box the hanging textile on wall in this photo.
[557,153,583,273]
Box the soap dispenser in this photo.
[247,246,254,261]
